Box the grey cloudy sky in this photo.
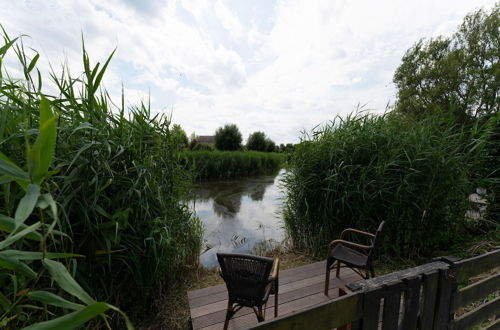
[0,0,496,144]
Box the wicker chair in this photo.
[324,221,385,295]
[217,253,279,330]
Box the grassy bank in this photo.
[182,150,286,180]
[0,32,202,327]
[283,112,498,259]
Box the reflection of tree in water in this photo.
[192,175,276,218]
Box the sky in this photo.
[0,0,497,144]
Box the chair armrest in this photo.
[327,239,371,255]
[271,258,280,280]
[340,228,375,240]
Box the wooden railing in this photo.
[248,249,500,330]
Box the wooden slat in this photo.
[348,261,449,292]
[191,270,358,320]
[451,296,500,330]
[433,267,454,329]
[419,270,440,330]
[188,261,326,300]
[190,266,354,314]
[192,272,360,329]
[362,288,381,330]
[246,293,362,330]
[401,277,421,330]
[453,272,500,312]
[200,291,344,330]
[455,249,500,283]
[381,292,401,330]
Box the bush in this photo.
[192,142,215,151]
[247,131,267,151]
[215,124,242,151]
[282,112,486,258]
[182,151,285,180]
[0,32,202,325]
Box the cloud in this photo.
[0,0,497,144]
[214,0,244,39]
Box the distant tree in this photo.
[215,124,242,151]
[265,138,276,152]
[393,4,499,122]
[247,131,267,151]
[170,124,188,149]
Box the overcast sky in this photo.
[0,0,496,144]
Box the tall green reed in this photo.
[0,29,202,325]
[182,150,285,180]
[283,112,489,258]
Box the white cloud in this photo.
[214,0,244,39]
[0,0,497,144]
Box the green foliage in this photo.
[247,132,277,152]
[265,138,276,152]
[394,4,499,121]
[171,124,189,150]
[182,151,285,180]
[215,124,242,151]
[0,30,202,326]
[191,142,215,151]
[247,131,267,151]
[283,112,487,258]
[0,97,132,328]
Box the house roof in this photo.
[196,135,215,144]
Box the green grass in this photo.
[0,29,202,326]
[282,111,496,259]
[182,150,286,180]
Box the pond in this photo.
[191,169,286,268]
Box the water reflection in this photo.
[191,169,286,268]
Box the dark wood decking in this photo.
[188,261,363,330]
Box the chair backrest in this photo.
[367,221,385,262]
[217,253,274,306]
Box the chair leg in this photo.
[274,292,278,317]
[370,266,375,278]
[324,267,330,296]
[257,306,264,322]
[336,260,341,278]
[223,301,233,330]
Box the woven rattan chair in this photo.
[217,253,279,330]
[324,221,385,295]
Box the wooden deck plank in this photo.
[188,261,362,330]
[191,268,356,319]
[199,290,359,330]
[192,272,361,329]
[188,261,326,301]
[189,261,328,308]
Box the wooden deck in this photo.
[187,261,363,330]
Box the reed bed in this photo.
[0,30,202,326]
[182,150,285,180]
[282,112,495,259]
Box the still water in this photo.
[191,169,286,268]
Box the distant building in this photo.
[196,135,215,144]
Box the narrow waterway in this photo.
[191,169,286,268]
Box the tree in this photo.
[247,131,267,151]
[170,124,188,149]
[265,138,276,152]
[215,124,242,151]
[393,4,499,122]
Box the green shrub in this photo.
[192,142,215,151]
[282,112,486,258]
[0,31,202,325]
[182,151,285,180]
[215,124,242,150]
